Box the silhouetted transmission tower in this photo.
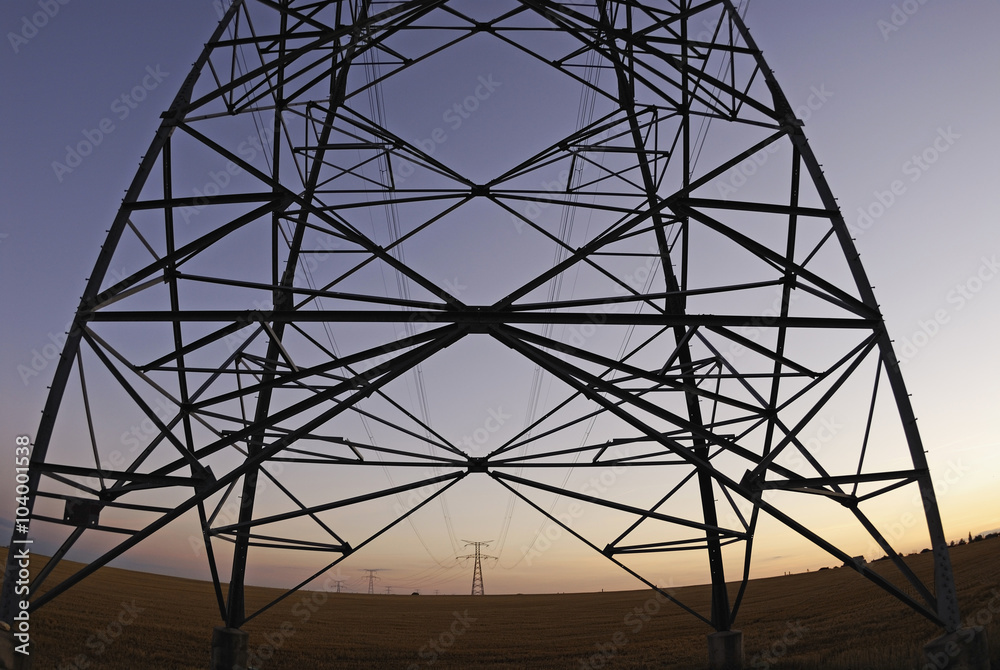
[458,540,497,596]
[362,569,381,596]
[1,1,987,669]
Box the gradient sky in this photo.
[1,0,999,598]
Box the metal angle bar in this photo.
[280,436,460,465]
[343,404,461,457]
[75,355,106,493]
[124,217,160,261]
[729,505,761,621]
[759,470,924,491]
[222,540,349,552]
[856,477,915,504]
[36,491,175,515]
[129,191,279,211]
[34,463,203,489]
[849,505,937,608]
[87,276,163,312]
[529,0,777,121]
[488,459,688,468]
[491,189,676,310]
[86,309,877,329]
[597,4,735,629]
[31,515,136,536]
[612,537,744,554]
[507,278,784,312]
[213,532,346,552]
[270,457,463,468]
[24,527,85,598]
[683,128,786,194]
[198,501,227,622]
[683,197,834,219]
[853,362,883,496]
[36,470,101,499]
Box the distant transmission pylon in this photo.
[458,541,497,596]
[362,569,381,596]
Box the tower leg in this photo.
[211,626,249,670]
[707,630,743,670]
[923,627,990,670]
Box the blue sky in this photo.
[1,0,998,598]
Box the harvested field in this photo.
[3,538,998,669]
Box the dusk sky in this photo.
[2,0,999,599]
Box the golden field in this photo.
[3,538,998,669]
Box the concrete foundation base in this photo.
[0,630,31,670]
[923,627,990,670]
[211,626,249,670]
[707,629,743,670]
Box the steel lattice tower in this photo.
[459,540,496,596]
[1,1,986,667]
